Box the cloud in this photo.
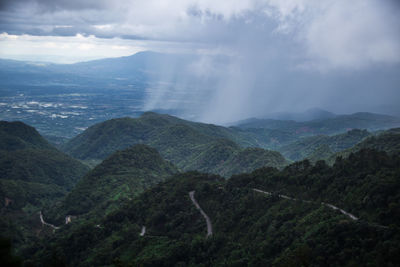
[1,0,399,69]
[264,0,400,69]
[0,33,149,63]
[0,0,399,122]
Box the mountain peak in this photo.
[95,144,177,174]
[0,121,53,151]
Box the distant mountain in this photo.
[279,129,371,161]
[61,112,288,177]
[52,51,194,79]
[0,51,197,88]
[46,145,178,223]
[329,128,400,164]
[237,112,400,135]
[27,149,400,266]
[264,108,337,122]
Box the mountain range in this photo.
[61,112,288,177]
[27,149,400,266]
[1,112,400,266]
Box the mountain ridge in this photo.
[62,112,288,177]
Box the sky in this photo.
[0,0,400,122]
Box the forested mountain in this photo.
[25,149,400,266]
[237,112,400,135]
[328,128,400,164]
[279,129,370,161]
[0,121,89,250]
[0,121,89,190]
[46,145,178,223]
[2,118,399,266]
[0,121,53,151]
[62,112,288,176]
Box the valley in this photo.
[1,1,400,265]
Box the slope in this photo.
[62,112,288,176]
[26,149,400,266]
[279,129,370,161]
[0,121,89,250]
[46,144,178,223]
[0,121,89,190]
[328,127,400,164]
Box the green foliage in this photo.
[0,121,53,151]
[329,128,400,164]
[0,149,89,190]
[0,121,89,254]
[62,113,287,177]
[0,179,66,210]
[47,144,178,223]
[0,237,22,267]
[215,147,287,177]
[25,149,400,266]
[279,129,370,161]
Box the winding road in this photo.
[140,226,146,236]
[253,189,359,221]
[39,211,60,230]
[189,191,213,238]
[39,212,76,230]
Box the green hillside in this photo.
[328,128,400,164]
[25,149,400,266]
[216,147,287,177]
[0,121,89,250]
[0,149,89,190]
[0,121,89,189]
[0,121,54,151]
[62,112,265,160]
[279,129,370,161]
[306,144,334,163]
[46,145,178,223]
[62,113,288,177]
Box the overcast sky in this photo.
[1,0,400,121]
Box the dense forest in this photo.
[0,122,89,253]
[1,115,400,266]
[22,149,400,266]
[61,113,288,176]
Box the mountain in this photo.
[306,144,334,163]
[25,149,400,266]
[215,146,287,177]
[0,121,89,190]
[279,129,371,161]
[237,112,400,136]
[182,139,287,177]
[46,145,178,222]
[51,51,195,80]
[0,121,53,151]
[264,108,337,122]
[61,112,288,177]
[0,121,89,249]
[328,128,400,164]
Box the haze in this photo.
[1,0,399,123]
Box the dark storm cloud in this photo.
[0,0,399,122]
